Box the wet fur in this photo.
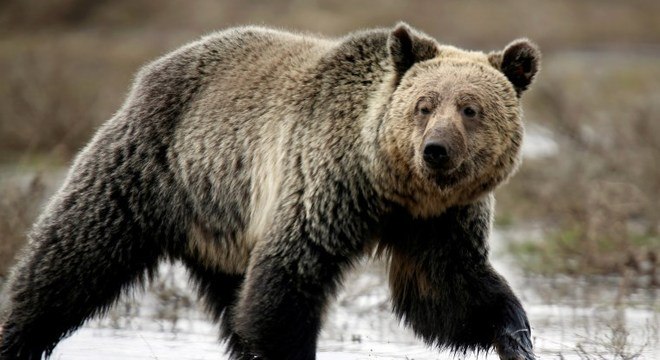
[0,23,539,360]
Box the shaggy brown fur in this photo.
[0,23,539,360]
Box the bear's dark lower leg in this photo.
[381,196,535,360]
[230,240,350,360]
[389,252,533,359]
[182,257,245,357]
[0,198,165,359]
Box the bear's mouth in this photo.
[430,162,470,188]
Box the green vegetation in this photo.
[509,227,658,277]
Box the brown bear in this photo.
[0,23,540,360]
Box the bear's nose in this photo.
[423,142,450,169]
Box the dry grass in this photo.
[1,0,659,160]
[499,53,660,279]
[0,34,158,161]
[0,0,659,280]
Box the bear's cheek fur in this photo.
[379,98,420,175]
[465,118,523,192]
[385,91,432,177]
[409,125,429,177]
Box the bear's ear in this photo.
[388,22,439,84]
[488,39,541,96]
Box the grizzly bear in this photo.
[0,23,540,360]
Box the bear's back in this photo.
[200,27,335,96]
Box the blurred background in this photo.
[1,1,658,359]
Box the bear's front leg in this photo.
[381,194,535,360]
[229,206,361,360]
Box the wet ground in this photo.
[46,238,658,360]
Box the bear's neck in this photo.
[297,30,400,217]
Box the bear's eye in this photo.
[462,106,477,118]
[416,99,433,116]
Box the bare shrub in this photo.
[0,175,46,279]
[0,52,98,160]
[574,309,657,360]
[0,31,159,161]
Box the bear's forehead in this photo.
[435,45,491,64]
[408,59,516,101]
[419,58,500,81]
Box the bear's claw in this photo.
[495,328,535,360]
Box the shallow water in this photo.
[47,241,659,360]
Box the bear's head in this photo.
[377,23,540,217]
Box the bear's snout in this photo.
[422,141,450,169]
[421,128,466,173]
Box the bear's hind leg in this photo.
[0,189,166,359]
